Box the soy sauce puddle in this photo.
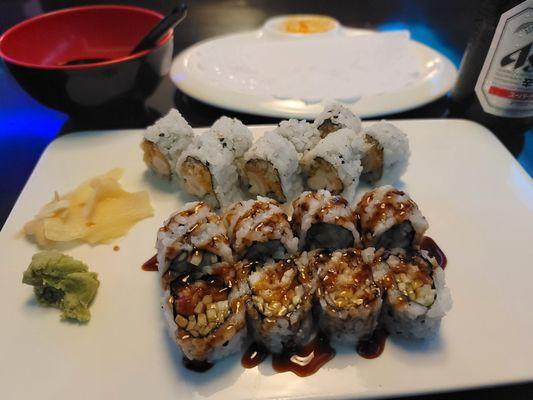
[142,254,158,271]
[241,342,269,368]
[356,328,388,359]
[420,236,447,269]
[242,332,336,377]
[182,357,213,372]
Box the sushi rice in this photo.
[313,103,362,138]
[273,119,322,154]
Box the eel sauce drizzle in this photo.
[356,328,388,359]
[182,357,213,372]
[420,236,447,269]
[242,332,336,377]
[142,254,158,271]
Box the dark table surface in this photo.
[1,1,532,399]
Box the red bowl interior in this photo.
[0,5,172,69]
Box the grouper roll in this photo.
[224,197,298,262]
[300,128,364,203]
[360,121,410,183]
[312,103,362,138]
[141,109,194,178]
[246,256,317,353]
[241,131,302,203]
[162,261,249,363]
[310,249,382,344]
[370,247,452,339]
[156,202,233,277]
[177,116,253,209]
[356,185,428,249]
[292,190,360,251]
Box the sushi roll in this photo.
[210,116,254,158]
[156,202,233,278]
[242,131,302,203]
[246,256,317,353]
[177,118,253,209]
[312,249,382,344]
[360,121,410,183]
[292,190,360,251]
[356,186,429,249]
[300,128,364,202]
[141,109,195,178]
[375,248,452,339]
[313,103,362,138]
[162,260,249,363]
[224,197,298,261]
[273,119,322,154]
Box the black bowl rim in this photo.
[0,5,173,71]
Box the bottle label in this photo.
[475,0,533,118]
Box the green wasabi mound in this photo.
[22,251,100,322]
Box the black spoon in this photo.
[61,3,187,66]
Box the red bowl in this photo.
[0,5,173,115]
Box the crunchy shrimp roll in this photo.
[312,249,382,344]
[224,197,298,261]
[162,261,249,364]
[356,186,428,249]
[156,202,233,276]
[246,256,317,353]
[372,248,452,339]
[292,190,360,251]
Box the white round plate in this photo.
[170,27,458,119]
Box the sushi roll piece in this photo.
[141,109,194,178]
[156,202,233,277]
[177,118,253,208]
[246,256,317,353]
[375,248,452,339]
[242,131,302,203]
[300,128,364,202]
[356,185,429,249]
[312,249,382,344]
[360,121,410,183]
[273,119,322,154]
[224,197,298,261]
[210,116,254,158]
[162,260,249,364]
[313,103,362,138]
[292,190,360,251]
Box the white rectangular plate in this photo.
[1,120,532,400]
